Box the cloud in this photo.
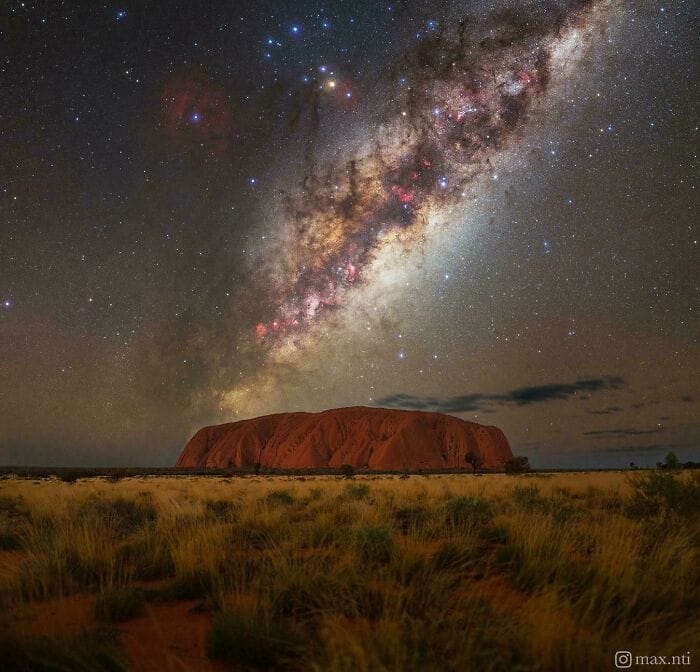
[376,376,624,413]
[583,427,665,438]
[601,443,675,454]
[588,406,623,415]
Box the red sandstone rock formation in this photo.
[176,407,512,471]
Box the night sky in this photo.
[1,0,698,468]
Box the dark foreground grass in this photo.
[0,471,697,671]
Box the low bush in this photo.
[78,495,157,536]
[444,496,493,529]
[265,489,295,507]
[354,525,394,564]
[0,512,22,550]
[393,505,427,535]
[626,471,700,519]
[209,610,306,669]
[205,498,236,519]
[344,483,370,500]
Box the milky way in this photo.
[4,0,697,468]
[252,0,606,347]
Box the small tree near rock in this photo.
[664,452,679,470]
[464,451,483,475]
[339,464,356,479]
[504,456,530,474]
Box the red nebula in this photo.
[391,185,416,203]
[328,79,360,109]
[517,69,533,85]
[160,74,234,153]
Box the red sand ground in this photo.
[6,591,228,672]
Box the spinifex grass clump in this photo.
[77,494,157,536]
[209,609,306,669]
[444,495,493,530]
[265,489,296,507]
[626,470,700,519]
[344,482,371,500]
[0,628,128,672]
[354,524,394,564]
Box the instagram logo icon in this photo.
[615,651,633,668]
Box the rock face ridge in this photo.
[176,406,512,471]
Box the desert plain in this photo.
[0,470,697,671]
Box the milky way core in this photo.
[252,1,610,348]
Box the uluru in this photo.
[176,406,512,471]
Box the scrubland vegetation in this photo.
[0,470,698,671]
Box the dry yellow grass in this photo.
[0,471,697,671]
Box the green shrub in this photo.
[239,522,278,550]
[354,525,394,564]
[78,496,157,536]
[432,542,475,572]
[117,533,175,581]
[0,512,22,550]
[205,499,236,519]
[94,587,144,623]
[504,456,531,474]
[626,471,700,519]
[265,489,295,507]
[393,505,427,534]
[444,496,493,529]
[511,485,545,510]
[209,610,305,669]
[344,483,370,500]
